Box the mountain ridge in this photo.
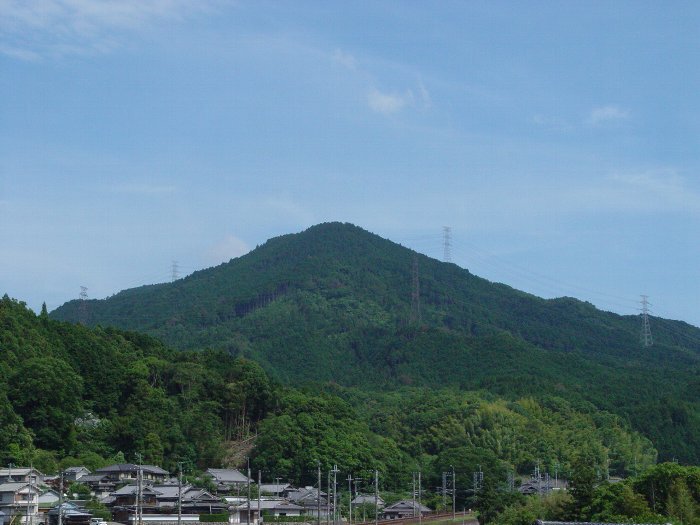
[51,222,700,462]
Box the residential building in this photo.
[0,482,40,525]
[203,469,251,494]
[47,503,92,525]
[63,468,91,483]
[0,469,42,486]
[381,500,431,520]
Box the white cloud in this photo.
[367,87,414,115]
[586,105,630,125]
[0,0,225,59]
[206,234,249,265]
[332,48,357,70]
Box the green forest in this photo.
[4,293,700,523]
[0,295,655,482]
[51,223,700,464]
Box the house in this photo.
[204,469,251,494]
[258,484,291,498]
[351,494,384,508]
[80,465,169,499]
[38,489,62,522]
[93,465,169,483]
[63,468,91,483]
[0,482,40,525]
[47,503,92,525]
[230,499,305,525]
[108,482,228,523]
[0,469,43,485]
[75,475,114,498]
[286,487,327,506]
[380,500,431,520]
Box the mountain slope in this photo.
[51,222,700,462]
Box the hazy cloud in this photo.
[586,105,630,125]
[0,0,225,59]
[367,87,414,115]
[332,48,357,70]
[206,234,250,265]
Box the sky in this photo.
[1,1,699,327]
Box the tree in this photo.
[566,456,597,521]
[7,356,83,451]
[667,479,698,525]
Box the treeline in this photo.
[2,295,656,492]
[486,462,700,525]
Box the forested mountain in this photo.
[1,295,654,490]
[51,222,700,463]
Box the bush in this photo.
[199,513,230,522]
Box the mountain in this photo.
[51,222,700,462]
[0,295,656,486]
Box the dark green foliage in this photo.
[7,355,82,451]
[0,294,655,493]
[49,223,700,463]
[199,514,229,522]
[492,463,697,525]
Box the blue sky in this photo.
[1,1,699,327]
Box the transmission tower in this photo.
[171,260,180,282]
[640,295,653,347]
[78,286,88,325]
[410,255,421,324]
[442,226,452,263]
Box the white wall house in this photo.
[0,482,40,525]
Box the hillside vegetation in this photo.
[50,222,700,463]
[2,295,657,490]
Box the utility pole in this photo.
[326,471,331,525]
[171,261,180,282]
[258,470,262,525]
[246,460,251,525]
[136,453,143,525]
[410,255,421,324]
[347,474,353,525]
[177,462,184,525]
[443,226,452,263]
[331,466,339,525]
[352,478,362,524]
[374,470,378,525]
[451,465,456,520]
[58,472,63,525]
[418,471,422,525]
[26,464,33,525]
[640,295,653,347]
[316,463,321,525]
